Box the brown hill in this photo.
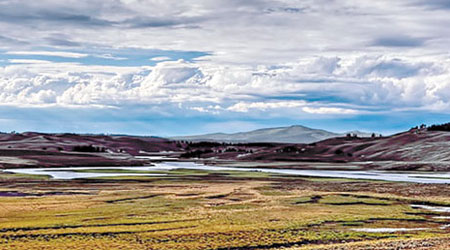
[180,129,450,171]
[0,132,181,168]
[1,128,450,171]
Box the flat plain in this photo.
[0,165,449,250]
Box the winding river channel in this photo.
[3,161,450,184]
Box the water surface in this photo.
[3,161,450,183]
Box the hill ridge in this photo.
[170,125,376,143]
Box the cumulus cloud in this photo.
[0,54,448,116]
[0,0,450,134]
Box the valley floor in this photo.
[0,165,449,249]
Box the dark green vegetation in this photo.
[72,145,106,153]
[427,122,450,132]
[0,167,449,249]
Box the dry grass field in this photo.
[0,168,449,249]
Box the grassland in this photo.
[0,167,449,249]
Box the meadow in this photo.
[0,167,449,249]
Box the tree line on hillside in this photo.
[72,145,106,153]
[427,122,450,132]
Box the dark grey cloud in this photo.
[0,35,28,45]
[46,37,81,47]
[0,1,200,30]
[411,0,450,9]
[0,9,114,27]
[40,11,113,26]
[121,16,203,29]
[371,36,427,47]
[264,7,308,14]
[122,17,179,28]
[360,59,426,78]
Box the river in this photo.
[3,161,450,184]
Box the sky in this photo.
[0,0,450,136]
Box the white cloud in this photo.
[8,59,54,64]
[302,107,359,115]
[0,0,448,65]
[6,51,88,58]
[0,54,449,118]
[94,54,127,60]
[0,0,449,134]
[227,101,306,112]
[225,101,360,116]
[150,56,171,61]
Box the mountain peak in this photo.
[290,125,308,128]
[170,125,342,143]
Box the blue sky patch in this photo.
[0,47,209,67]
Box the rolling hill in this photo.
[0,132,181,168]
[178,127,450,171]
[1,126,450,171]
[171,125,377,143]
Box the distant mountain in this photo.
[170,125,377,144]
